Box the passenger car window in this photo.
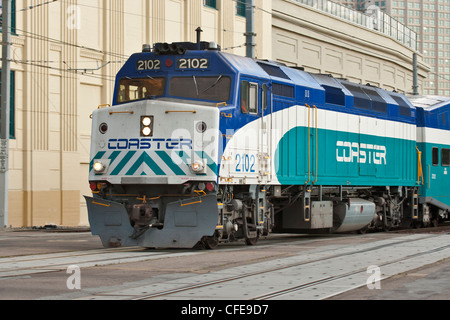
[432,147,439,166]
[442,148,450,166]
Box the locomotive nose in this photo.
[89,99,220,183]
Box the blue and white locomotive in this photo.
[85,41,450,248]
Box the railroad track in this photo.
[255,242,450,300]
[79,233,450,300]
[0,247,203,279]
[0,232,360,280]
[1,230,449,300]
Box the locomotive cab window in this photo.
[261,84,268,111]
[117,77,165,103]
[241,81,258,114]
[442,148,450,166]
[432,147,439,166]
[169,75,231,102]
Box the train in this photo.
[84,40,450,249]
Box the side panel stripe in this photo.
[111,151,136,175]
[126,152,165,176]
[156,151,186,175]
[109,151,121,164]
[195,151,218,173]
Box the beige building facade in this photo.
[3,0,425,227]
[335,0,450,95]
[273,0,428,93]
[4,0,271,227]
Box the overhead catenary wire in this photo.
[12,59,117,82]
[13,0,438,87]
[10,1,256,77]
[12,0,414,65]
[13,27,130,60]
[17,0,58,12]
[12,0,276,64]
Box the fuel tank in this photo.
[333,198,376,233]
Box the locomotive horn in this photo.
[155,42,170,55]
[176,46,186,55]
[169,43,178,53]
[168,43,186,55]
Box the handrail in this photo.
[416,146,424,185]
[109,111,134,115]
[165,110,197,114]
[305,104,318,185]
[180,200,202,207]
[92,201,111,207]
[305,104,311,185]
[313,105,318,184]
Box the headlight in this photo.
[141,116,154,137]
[142,126,152,136]
[93,161,106,173]
[142,117,152,126]
[191,160,205,173]
[92,159,110,174]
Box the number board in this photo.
[177,58,209,69]
[137,59,161,71]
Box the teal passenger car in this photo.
[409,95,450,222]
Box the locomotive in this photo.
[85,41,450,249]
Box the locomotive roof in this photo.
[222,53,416,117]
[408,95,450,130]
[220,52,324,90]
[407,95,450,111]
[115,43,417,124]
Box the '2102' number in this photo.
[137,59,161,70]
[177,58,209,69]
[235,154,256,173]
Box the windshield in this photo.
[169,76,231,102]
[117,77,166,103]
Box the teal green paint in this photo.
[417,141,450,207]
[111,151,136,175]
[91,150,217,177]
[275,126,417,186]
[177,151,190,165]
[108,151,121,165]
[156,151,185,175]
[195,151,218,173]
[126,152,165,176]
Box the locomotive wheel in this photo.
[245,236,258,246]
[202,234,219,250]
[358,226,368,234]
[240,214,259,246]
[431,218,439,228]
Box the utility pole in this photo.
[0,0,11,228]
[245,0,256,59]
[413,52,419,95]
